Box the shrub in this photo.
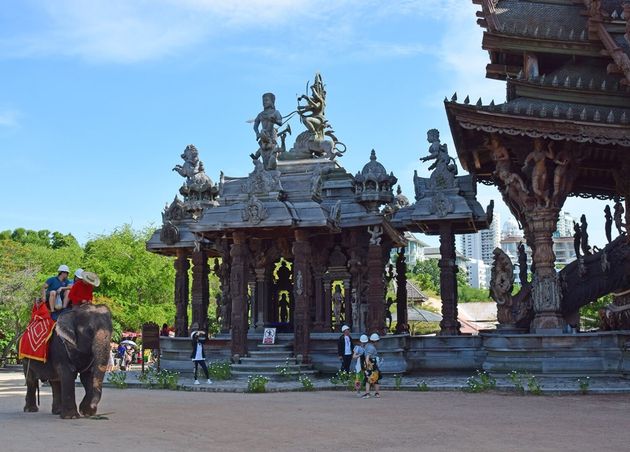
[208,361,232,381]
[138,367,179,389]
[464,370,496,393]
[393,374,402,390]
[247,375,269,393]
[276,359,298,381]
[577,377,590,395]
[330,370,354,390]
[107,371,127,389]
[527,375,542,395]
[417,381,429,392]
[508,370,525,394]
[299,375,314,391]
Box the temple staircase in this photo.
[231,343,318,381]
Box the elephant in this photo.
[23,303,113,419]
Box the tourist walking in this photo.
[362,333,381,399]
[337,325,353,373]
[190,326,212,385]
[352,334,368,396]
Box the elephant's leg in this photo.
[78,371,93,416]
[23,365,39,413]
[51,380,62,415]
[58,367,80,419]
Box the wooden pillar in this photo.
[323,277,332,332]
[343,279,352,330]
[174,249,190,337]
[313,268,325,332]
[367,243,385,334]
[292,230,312,360]
[230,232,249,358]
[438,224,460,335]
[395,247,409,334]
[254,268,269,330]
[191,249,209,333]
[528,207,564,331]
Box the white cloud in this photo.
[0,0,475,64]
[0,109,19,127]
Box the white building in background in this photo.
[500,211,577,285]
[465,258,488,289]
[394,232,429,266]
[556,211,576,237]
[459,213,500,288]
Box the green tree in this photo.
[82,225,176,331]
[0,241,41,365]
[410,259,440,294]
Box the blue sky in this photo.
[0,0,608,246]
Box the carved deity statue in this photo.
[278,293,289,323]
[297,73,327,142]
[485,134,529,216]
[172,144,218,204]
[351,288,360,332]
[490,248,515,325]
[276,261,292,292]
[332,284,344,328]
[385,297,394,331]
[517,241,528,286]
[522,139,554,207]
[551,146,577,207]
[251,92,283,170]
[580,214,591,256]
[368,225,383,245]
[421,129,457,189]
[573,221,582,258]
[614,200,626,236]
[605,204,613,243]
[283,73,346,160]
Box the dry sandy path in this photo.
[1,369,629,452]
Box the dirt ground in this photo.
[1,369,630,452]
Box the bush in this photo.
[464,370,496,393]
[208,361,232,380]
[247,375,269,393]
[107,371,127,389]
[417,381,429,391]
[138,367,179,389]
[330,370,354,389]
[299,375,314,391]
[276,358,298,381]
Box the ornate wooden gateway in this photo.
[447,0,630,331]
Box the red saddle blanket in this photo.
[19,302,55,363]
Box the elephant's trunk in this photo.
[87,328,111,413]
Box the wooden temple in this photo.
[147,73,491,363]
[446,0,630,331]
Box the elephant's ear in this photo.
[55,311,78,350]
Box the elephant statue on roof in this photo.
[23,304,113,419]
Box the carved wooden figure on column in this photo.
[614,200,626,236]
[522,139,554,207]
[580,214,591,256]
[605,205,613,244]
[332,284,344,330]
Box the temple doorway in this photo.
[271,258,294,332]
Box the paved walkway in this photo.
[112,366,630,394]
[2,367,630,452]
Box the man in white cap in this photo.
[41,264,72,320]
[337,325,353,372]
